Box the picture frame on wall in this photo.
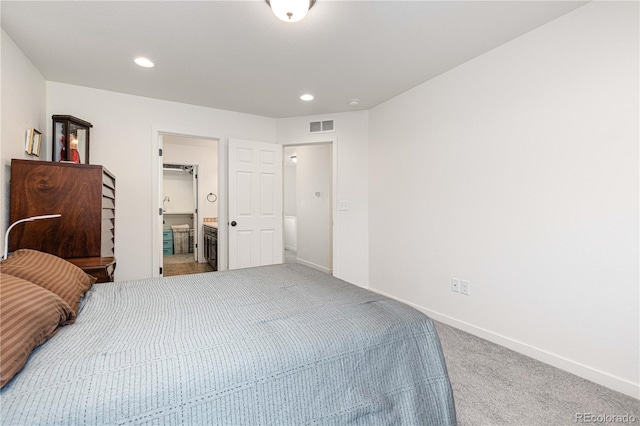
[25,128,42,156]
[31,129,42,156]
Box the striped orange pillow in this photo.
[0,250,95,321]
[0,273,74,388]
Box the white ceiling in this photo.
[1,1,587,118]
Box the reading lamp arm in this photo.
[2,214,62,260]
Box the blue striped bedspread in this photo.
[1,264,456,425]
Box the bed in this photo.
[0,250,456,425]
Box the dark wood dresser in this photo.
[9,159,116,282]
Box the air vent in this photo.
[309,119,335,133]
[310,121,322,132]
[322,120,334,131]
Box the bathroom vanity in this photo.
[203,223,218,270]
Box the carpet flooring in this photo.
[434,321,640,425]
[284,249,297,265]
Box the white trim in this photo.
[370,287,640,400]
[296,258,332,275]
[151,128,162,278]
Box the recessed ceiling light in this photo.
[134,57,154,68]
[300,94,314,101]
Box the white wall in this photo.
[0,30,46,252]
[283,146,297,216]
[277,111,369,287]
[283,146,297,251]
[163,171,193,213]
[284,216,297,251]
[46,82,276,281]
[369,1,639,398]
[163,136,218,263]
[296,144,332,273]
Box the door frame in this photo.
[281,138,337,276]
[151,128,224,278]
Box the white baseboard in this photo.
[370,288,640,400]
[296,258,332,275]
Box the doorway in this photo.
[159,135,219,277]
[283,143,333,274]
[162,163,202,276]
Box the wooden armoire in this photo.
[9,159,116,260]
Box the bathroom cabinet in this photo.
[203,224,217,270]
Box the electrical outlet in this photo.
[460,280,470,295]
[451,278,460,293]
[338,201,349,211]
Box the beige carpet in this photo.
[434,321,640,425]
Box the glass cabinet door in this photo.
[51,115,93,164]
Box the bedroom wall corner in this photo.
[0,29,47,254]
[368,1,639,398]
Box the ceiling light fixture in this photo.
[300,94,314,101]
[349,99,360,107]
[134,57,154,68]
[266,0,316,23]
[290,155,297,163]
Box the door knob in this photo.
[231,221,237,227]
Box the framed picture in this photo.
[31,129,42,156]
[25,128,42,156]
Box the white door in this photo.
[228,139,283,269]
